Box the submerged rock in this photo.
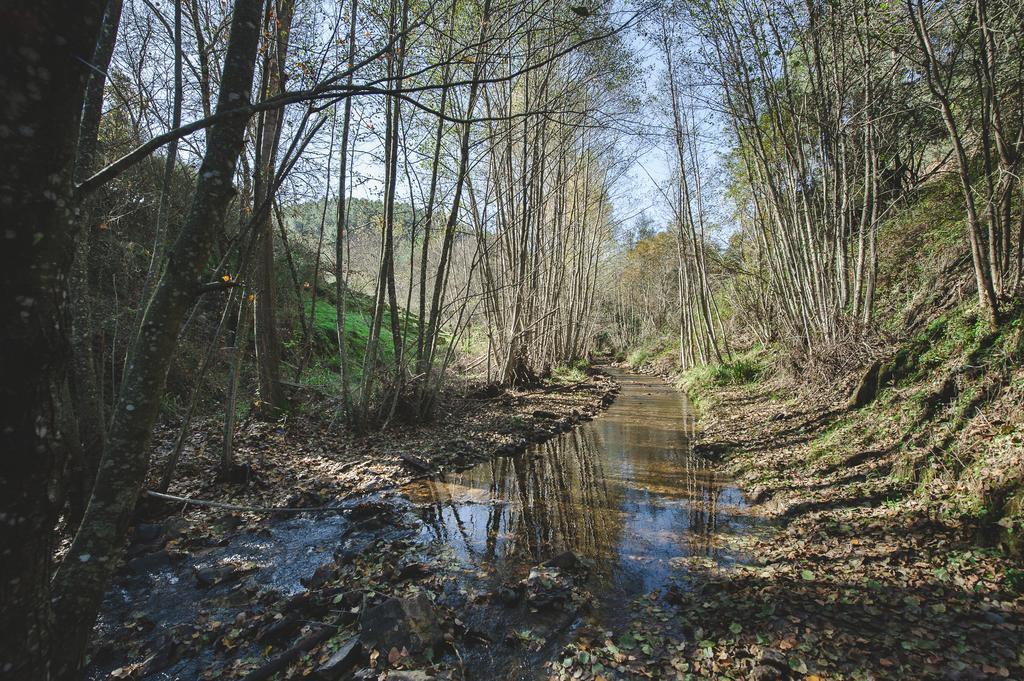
[543,550,583,571]
[521,566,577,610]
[359,593,443,654]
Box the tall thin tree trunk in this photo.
[253,0,296,413]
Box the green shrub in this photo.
[552,358,590,383]
[626,348,651,367]
[709,357,763,385]
[677,347,767,398]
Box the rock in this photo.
[88,641,118,667]
[398,452,431,472]
[386,672,435,681]
[755,648,789,670]
[257,614,303,645]
[351,515,395,532]
[337,589,365,608]
[496,586,519,606]
[543,550,582,571]
[749,664,784,681]
[281,490,326,510]
[126,549,172,576]
[137,633,183,677]
[217,461,257,484]
[393,561,431,581]
[194,567,218,587]
[163,516,190,541]
[359,593,443,654]
[215,512,243,533]
[848,359,883,409]
[982,611,1006,625]
[134,523,163,544]
[194,564,243,588]
[692,442,729,459]
[521,567,577,610]
[224,583,258,606]
[943,669,989,681]
[283,590,314,612]
[314,637,362,680]
[302,562,339,590]
[347,500,392,522]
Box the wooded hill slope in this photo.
[626,175,1024,555]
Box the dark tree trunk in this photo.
[0,2,107,679]
[48,1,265,676]
[76,0,124,178]
[66,0,125,533]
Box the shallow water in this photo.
[91,370,752,680]
[401,369,754,673]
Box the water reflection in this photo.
[402,371,751,606]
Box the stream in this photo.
[90,370,755,680]
[401,369,754,678]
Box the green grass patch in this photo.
[624,335,680,370]
[678,347,767,395]
[297,292,425,370]
[552,358,591,384]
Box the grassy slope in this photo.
[781,177,1024,545]
[292,291,399,391]
[296,290,456,395]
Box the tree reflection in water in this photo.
[404,372,752,603]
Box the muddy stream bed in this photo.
[90,370,758,680]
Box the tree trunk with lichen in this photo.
[48,1,265,676]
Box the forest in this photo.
[1,0,1022,679]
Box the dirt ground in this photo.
[140,372,619,525]
[548,378,1023,681]
[89,371,1024,680]
[85,372,620,680]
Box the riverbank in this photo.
[87,371,621,680]
[658,378,1024,680]
[140,371,618,524]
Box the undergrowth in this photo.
[552,358,591,384]
[676,347,767,394]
